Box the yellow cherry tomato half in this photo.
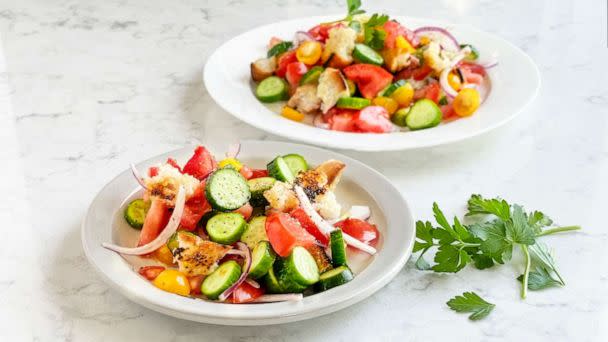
[281,106,305,122]
[153,244,175,265]
[218,157,243,171]
[447,72,462,91]
[390,83,414,107]
[153,269,191,296]
[395,36,415,53]
[453,88,481,117]
[296,41,322,65]
[372,96,399,115]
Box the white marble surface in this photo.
[0,0,606,340]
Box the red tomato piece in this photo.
[352,106,393,133]
[138,266,165,281]
[148,166,159,177]
[138,199,170,246]
[230,281,265,303]
[239,165,254,180]
[276,51,297,78]
[396,65,433,81]
[166,158,182,172]
[440,104,457,120]
[182,146,217,180]
[188,275,204,295]
[423,82,441,103]
[290,207,328,245]
[285,62,308,88]
[249,169,269,179]
[265,213,316,257]
[307,23,344,42]
[343,64,393,99]
[334,218,379,246]
[234,203,253,221]
[180,183,212,231]
[383,20,418,49]
[458,63,485,85]
[459,62,486,76]
[327,109,358,132]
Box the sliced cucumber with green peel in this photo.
[392,107,410,127]
[264,266,284,294]
[380,79,407,97]
[255,76,288,103]
[283,246,319,286]
[346,79,357,96]
[267,41,293,58]
[249,241,277,279]
[353,44,384,65]
[124,199,150,229]
[205,168,251,211]
[201,260,242,299]
[166,231,198,252]
[282,154,308,176]
[405,99,442,130]
[315,266,354,292]
[336,97,370,110]
[248,177,276,207]
[330,229,348,267]
[240,216,268,248]
[206,212,247,245]
[267,156,295,183]
[299,66,324,85]
[274,258,308,293]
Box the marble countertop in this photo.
[1,0,606,340]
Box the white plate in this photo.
[204,16,540,151]
[82,140,414,325]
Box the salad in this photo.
[103,145,379,303]
[250,0,494,133]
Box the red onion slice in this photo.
[439,47,472,98]
[293,31,315,47]
[313,114,329,129]
[225,142,241,159]
[102,186,186,255]
[252,294,304,303]
[219,242,251,301]
[414,26,459,51]
[245,278,260,289]
[131,163,148,189]
[294,186,377,255]
[226,249,246,257]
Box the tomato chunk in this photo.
[166,158,182,172]
[308,23,344,42]
[285,62,308,88]
[383,21,418,49]
[343,64,393,99]
[239,165,254,180]
[353,106,393,133]
[230,281,265,303]
[334,218,379,246]
[138,266,165,281]
[290,207,328,245]
[182,146,217,180]
[234,203,253,221]
[188,275,204,295]
[249,169,269,179]
[265,213,316,257]
[138,199,171,246]
[276,51,297,78]
[326,107,358,132]
[180,182,211,231]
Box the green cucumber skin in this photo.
[124,199,150,229]
[267,156,295,183]
[281,154,309,176]
[299,66,324,85]
[330,229,348,267]
[247,177,276,207]
[315,266,354,292]
[240,216,268,249]
[336,97,371,110]
[405,99,442,131]
[206,212,247,245]
[248,241,277,279]
[381,79,407,97]
[201,260,242,299]
[205,168,251,212]
[283,246,319,286]
[353,44,384,65]
[274,258,308,293]
[255,76,288,103]
[264,266,284,294]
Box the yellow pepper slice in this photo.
[281,106,305,122]
[153,245,175,265]
[395,36,416,54]
[218,157,243,171]
[372,96,399,115]
[153,269,191,296]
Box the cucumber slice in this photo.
[267,156,295,183]
[391,107,410,127]
[201,260,242,299]
[256,76,288,103]
[267,41,293,58]
[206,212,247,245]
[299,66,324,85]
[249,241,277,279]
[336,97,371,110]
[460,44,479,61]
[247,177,276,207]
[405,99,442,130]
[282,154,308,176]
[283,246,319,286]
[315,266,354,292]
[124,199,150,229]
[380,79,407,97]
[166,231,198,252]
[205,168,251,211]
[353,44,384,65]
[240,216,268,248]
[274,258,308,293]
[330,229,348,267]
[346,79,357,96]
[264,265,284,294]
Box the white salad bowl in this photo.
[82,140,415,325]
[204,15,540,151]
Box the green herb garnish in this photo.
[447,292,495,321]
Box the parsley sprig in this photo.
[363,14,389,50]
[414,194,580,300]
[447,292,495,321]
[344,0,365,21]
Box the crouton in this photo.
[382,48,413,73]
[316,68,349,113]
[250,56,277,82]
[144,164,200,206]
[287,84,322,114]
[263,181,299,212]
[321,27,357,68]
[423,41,450,72]
[174,233,231,276]
[314,191,342,220]
[295,159,346,200]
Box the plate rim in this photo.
[81,140,415,325]
[203,15,541,151]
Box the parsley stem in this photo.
[537,225,581,237]
[521,245,531,299]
